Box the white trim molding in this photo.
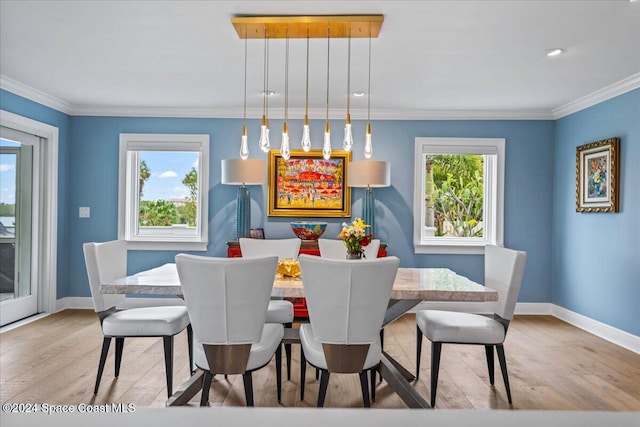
[0,110,59,317]
[553,73,640,119]
[0,75,73,115]
[49,298,640,354]
[551,305,640,354]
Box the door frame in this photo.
[0,110,58,317]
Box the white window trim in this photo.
[118,133,209,251]
[413,137,504,255]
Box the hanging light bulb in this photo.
[258,28,270,153]
[323,25,332,160]
[239,33,249,160]
[343,26,353,152]
[280,28,291,161]
[301,30,312,152]
[364,123,373,159]
[240,125,249,159]
[364,23,373,159]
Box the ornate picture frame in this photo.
[576,137,620,213]
[268,150,351,217]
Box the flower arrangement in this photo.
[338,218,371,256]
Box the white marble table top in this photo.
[101,263,498,302]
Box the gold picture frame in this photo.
[268,150,351,217]
[576,137,620,213]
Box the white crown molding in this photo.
[552,73,640,119]
[0,75,73,115]
[4,73,637,121]
[69,105,554,120]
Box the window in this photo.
[118,134,209,250]
[413,137,504,254]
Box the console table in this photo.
[226,240,388,317]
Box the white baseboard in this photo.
[552,305,640,354]
[54,298,639,354]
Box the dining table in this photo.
[101,263,498,409]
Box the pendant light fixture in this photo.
[364,23,373,159]
[239,33,249,160]
[280,27,291,161]
[258,28,271,153]
[342,26,353,152]
[300,29,312,152]
[322,25,332,160]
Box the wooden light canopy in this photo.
[231,15,383,39]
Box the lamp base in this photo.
[236,185,251,240]
[362,187,375,237]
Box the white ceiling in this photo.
[1,1,639,118]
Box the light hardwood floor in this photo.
[1,310,638,410]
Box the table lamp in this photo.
[221,158,266,240]
[347,160,390,237]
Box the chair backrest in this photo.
[317,238,346,259]
[485,245,527,320]
[175,254,278,345]
[83,240,127,313]
[298,254,399,345]
[318,238,381,260]
[363,239,381,260]
[239,237,301,260]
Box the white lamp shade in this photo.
[221,158,265,185]
[347,160,390,188]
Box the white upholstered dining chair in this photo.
[175,254,283,406]
[298,254,400,407]
[239,237,301,380]
[415,245,527,406]
[317,238,381,260]
[83,240,193,398]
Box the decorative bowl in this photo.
[290,221,328,240]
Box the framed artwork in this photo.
[576,137,620,213]
[249,228,265,239]
[268,150,351,217]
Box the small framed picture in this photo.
[249,228,265,239]
[576,137,620,213]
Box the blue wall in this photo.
[553,89,640,336]
[65,115,555,302]
[0,88,568,316]
[0,89,71,298]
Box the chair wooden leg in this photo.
[94,337,112,394]
[485,345,495,385]
[284,322,292,381]
[114,337,124,377]
[317,370,330,407]
[430,342,442,407]
[416,325,423,380]
[276,343,282,403]
[163,336,174,398]
[300,349,307,401]
[496,344,512,404]
[187,324,194,375]
[242,372,254,407]
[200,371,213,406]
[359,371,371,408]
[370,367,376,401]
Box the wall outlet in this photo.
[79,207,90,218]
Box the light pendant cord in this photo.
[305,30,309,123]
[325,26,330,125]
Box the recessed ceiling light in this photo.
[546,48,565,57]
[261,90,275,96]
[352,91,365,97]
